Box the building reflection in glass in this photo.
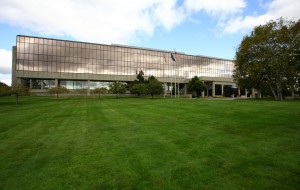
[16,36,233,81]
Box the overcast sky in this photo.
[0,0,299,85]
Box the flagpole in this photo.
[163,56,165,98]
[174,60,176,99]
[174,50,177,99]
[178,59,180,98]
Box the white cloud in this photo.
[184,0,246,18]
[0,0,298,44]
[223,0,300,34]
[0,49,12,75]
[0,49,12,85]
[0,0,186,44]
[0,0,250,44]
[0,74,11,86]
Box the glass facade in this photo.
[15,35,234,81]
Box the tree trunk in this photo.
[270,86,278,100]
[276,83,283,101]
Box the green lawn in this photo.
[0,96,299,190]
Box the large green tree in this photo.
[233,18,300,100]
[147,76,163,98]
[135,70,145,83]
[130,70,147,96]
[187,76,206,97]
[131,83,147,96]
[287,20,300,96]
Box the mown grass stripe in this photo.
[0,96,299,189]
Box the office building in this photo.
[12,35,236,96]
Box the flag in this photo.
[171,52,180,62]
[171,53,176,62]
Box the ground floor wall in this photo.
[14,76,251,98]
[13,68,258,97]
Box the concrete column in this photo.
[238,88,241,97]
[221,83,224,96]
[17,78,22,88]
[252,88,255,98]
[29,79,33,89]
[87,80,90,96]
[207,85,209,97]
[11,46,17,87]
[41,80,44,89]
[245,89,248,98]
[201,91,204,98]
[212,82,215,97]
[164,83,166,98]
[55,79,59,87]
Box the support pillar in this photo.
[87,80,91,96]
[55,79,59,87]
[17,78,22,88]
[41,80,44,89]
[238,88,241,97]
[29,79,33,89]
[206,84,209,97]
[221,83,224,97]
[212,82,215,97]
[184,84,187,95]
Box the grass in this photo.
[0,96,299,190]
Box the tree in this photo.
[10,87,31,105]
[1,82,31,104]
[109,81,126,97]
[287,20,300,97]
[233,18,300,100]
[147,76,163,98]
[92,87,108,98]
[135,70,145,83]
[48,86,69,99]
[187,76,206,97]
[130,70,148,96]
[131,83,147,96]
[0,82,11,96]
